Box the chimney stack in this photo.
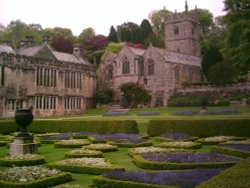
[25,36,35,48]
[73,44,82,57]
[42,35,50,44]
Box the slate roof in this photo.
[129,47,145,56]
[151,46,201,67]
[0,44,16,54]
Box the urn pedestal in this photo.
[9,108,38,156]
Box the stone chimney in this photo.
[20,39,26,48]
[73,44,82,57]
[25,36,35,48]
[42,35,50,44]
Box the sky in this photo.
[0,0,226,36]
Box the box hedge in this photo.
[212,146,250,158]
[197,158,250,188]
[148,119,250,137]
[0,156,45,167]
[92,176,176,188]
[0,120,138,134]
[132,155,238,170]
[0,172,72,188]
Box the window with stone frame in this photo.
[64,97,82,110]
[175,68,180,83]
[147,59,154,75]
[174,25,179,35]
[36,67,57,87]
[138,58,144,76]
[35,96,57,110]
[0,65,4,86]
[64,71,82,89]
[107,65,113,80]
[7,100,23,111]
[122,57,130,74]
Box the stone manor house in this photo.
[99,3,204,107]
[0,37,96,118]
[0,2,204,118]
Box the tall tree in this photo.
[140,19,153,42]
[117,22,142,44]
[50,36,73,53]
[77,27,95,43]
[149,8,172,35]
[223,0,250,73]
[108,26,118,42]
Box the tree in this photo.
[108,26,118,42]
[50,36,73,53]
[95,87,115,104]
[140,19,153,42]
[77,27,95,43]
[120,82,151,107]
[101,42,123,63]
[201,43,223,78]
[222,0,250,73]
[207,60,238,86]
[149,8,172,35]
[117,22,142,44]
[190,8,214,36]
[144,33,165,48]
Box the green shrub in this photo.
[0,172,72,188]
[212,146,250,158]
[0,120,138,134]
[148,119,250,137]
[0,156,45,167]
[92,176,173,188]
[107,141,152,148]
[197,158,250,188]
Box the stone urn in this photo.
[15,107,33,137]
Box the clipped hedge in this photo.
[0,156,45,167]
[0,120,138,134]
[92,176,175,188]
[197,158,250,188]
[47,163,124,175]
[212,146,250,158]
[148,119,250,137]
[133,155,238,170]
[0,172,72,188]
[107,141,152,148]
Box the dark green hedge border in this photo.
[107,141,152,148]
[0,156,45,167]
[0,141,7,147]
[128,148,192,156]
[154,136,198,142]
[155,142,201,149]
[132,155,239,170]
[65,151,103,158]
[88,136,107,143]
[0,172,72,188]
[54,141,90,148]
[148,119,250,137]
[212,146,250,158]
[0,120,138,134]
[197,158,250,188]
[92,176,176,188]
[47,163,124,175]
[84,145,118,152]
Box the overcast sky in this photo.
[0,0,226,36]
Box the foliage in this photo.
[149,8,172,35]
[201,43,223,78]
[50,36,73,53]
[148,119,250,137]
[100,42,123,63]
[120,82,151,108]
[0,120,139,134]
[144,33,165,48]
[156,141,201,149]
[108,26,118,42]
[137,111,160,116]
[222,0,250,73]
[208,60,238,86]
[117,22,142,44]
[212,144,250,158]
[95,87,115,104]
[140,19,153,42]
[197,157,250,188]
[77,27,95,43]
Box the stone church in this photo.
[99,2,204,107]
[0,36,96,118]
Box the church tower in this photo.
[164,0,200,57]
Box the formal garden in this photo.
[0,106,250,188]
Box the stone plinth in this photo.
[9,136,37,156]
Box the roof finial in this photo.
[185,0,188,12]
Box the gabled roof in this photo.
[124,43,145,56]
[0,44,16,54]
[149,46,201,67]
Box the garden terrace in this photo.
[212,144,250,158]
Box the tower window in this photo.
[174,26,179,35]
